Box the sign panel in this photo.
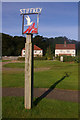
[20,8,42,34]
[23,15,38,34]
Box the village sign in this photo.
[20,8,42,109]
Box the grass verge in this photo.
[2,97,78,118]
[2,61,78,90]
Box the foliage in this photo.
[2,33,26,56]
[2,33,79,56]
[45,46,53,60]
[17,56,47,61]
[62,55,74,62]
[55,55,60,61]
[17,57,25,61]
[34,56,47,60]
[61,55,80,63]
[74,56,80,63]
[3,97,78,118]
[55,55,80,63]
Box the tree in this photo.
[45,46,53,60]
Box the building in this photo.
[22,45,43,57]
[55,41,76,57]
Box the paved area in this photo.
[2,88,79,103]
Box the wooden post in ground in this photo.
[25,34,33,109]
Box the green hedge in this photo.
[62,55,73,62]
[17,57,25,61]
[55,55,80,63]
[61,55,80,63]
[34,56,47,60]
[17,56,47,61]
[74,56,80,63]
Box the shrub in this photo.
[34,56,47,60]
[55,55,80,63]
[45,47,53,60]
[55,55,60,61]
[18,56,47,61]
[74,56,80,63]
[62,55,75,62]
[17,57,25,61]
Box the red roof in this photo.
[22,48,25,50]
[22,45,42,50]
[34,45,42,50]
[55,41,75,49]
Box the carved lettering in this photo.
[20,9,23,14]
[26,8,29,13]
[20,8,42,14]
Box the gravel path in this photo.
[2,88,79,103]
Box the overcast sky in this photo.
[2,2,78,40]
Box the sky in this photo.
[2,2,78,40]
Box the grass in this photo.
[2,60,78,90]
[2,60,11,62]
[2,61,79,119]
[3,60,77,68]
[3,62,25,68]
[2,97,78,118]
[2,71,24,87]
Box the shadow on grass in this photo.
[33,72,70,107]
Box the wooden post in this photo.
[25,34,33,109]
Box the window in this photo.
[35,50,36,53]
[67,50,70,53]
[60,50,62,53]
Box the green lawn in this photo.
[2,60,11,62]
[2,60,78,90]
[2,71,24,87]
[2,97,78,118]
[2,61,79,119]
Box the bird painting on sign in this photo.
[24,15,38,34]
[24,16,33,26]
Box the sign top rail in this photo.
[20,8,42,15]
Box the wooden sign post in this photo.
[25,34,33,109]
[20,8,42,109]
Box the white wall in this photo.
[22,50,43,57]
[55,49,76,57]
[34,50,43,56]
[22,50,25,57]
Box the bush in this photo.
[74,56,80,63]
[34,56,47,60]
[55,55,80,63]
[45,47,53,60]
[17,57,25,61]
[17,56,47,61]
[62,55,75,62]
[55,55,60,61]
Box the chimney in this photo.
[64,41,66,47]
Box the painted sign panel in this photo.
[23,15,38,34]
[20,8,42,34]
